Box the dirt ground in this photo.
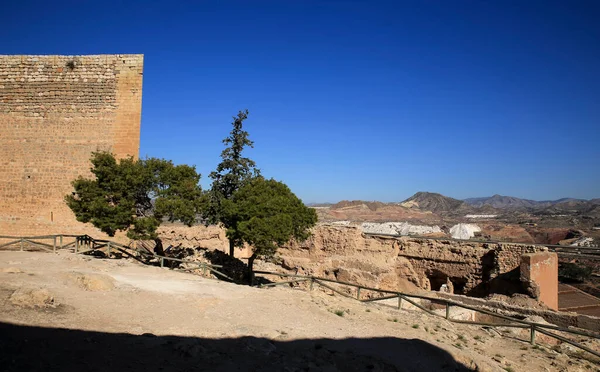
[0,251,597,372]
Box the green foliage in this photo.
[65,152,202,240]
[206,110,260,226]
[558,262,592,283]
[333,309,345,317]
[222,177,317,276]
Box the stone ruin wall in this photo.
[0,54,143,237]
[157,224,546,298]
[279,225,544,297]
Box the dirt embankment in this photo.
[1,251,597,371]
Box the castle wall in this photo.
[0,54,143,237]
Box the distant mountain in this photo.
[464,195,596,211]
[401,192,465,213]
[306,202,334,207]
[464,195,539,209]
[330,200,386,211]
[309,194,600,221]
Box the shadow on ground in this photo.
[0,322,476,372]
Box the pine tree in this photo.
[222,177,317,283]
[66,152,202,248]
[206,109,260,256]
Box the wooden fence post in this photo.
[53,236,56,253]
[398,295,403,310]
[310,278,314,291]
[357,287,361,300]
[59,235,63,249]
[20,238,23,251]
[160,257,164,268]
[445,303,451,320]
[530,325,536,345]
[107,242,111,257]
[75,238,79,253]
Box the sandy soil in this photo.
[0,251,596,372]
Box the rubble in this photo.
[9,287,56,308]
[66,272,115,291]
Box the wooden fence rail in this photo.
[0,234,231,282]
[253,270,600,359]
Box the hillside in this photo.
[464,195,539,209]
[310,192,600,231]
[464,195,596,212]
[330,200,387,211]
[316,201,438,223]
[401,192,466,213]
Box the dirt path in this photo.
[0,251,595,371]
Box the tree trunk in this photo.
[229,239,235,257]
[248,253,257,286]
[154,238,165,257]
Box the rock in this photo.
[445,278,454,294]
[522,279,541,299]
[421,277,431,291]
[66,272,115,291]
[2,267,23,273]
[394,257,421,287]
[157,224,254,258]
[157,225,229,251]
[9,288,56,308]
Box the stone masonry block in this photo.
[520,252,558,310]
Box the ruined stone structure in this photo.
[397,237,544,296]
[520,252,559,310]
[0,54,143,237]
[275,225,549,298]
[157,223,554,301]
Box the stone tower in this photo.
[0,54,143,236]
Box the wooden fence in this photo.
[0,234,231,281]
[253,270,600,360]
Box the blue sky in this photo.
[2,1,599,202]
